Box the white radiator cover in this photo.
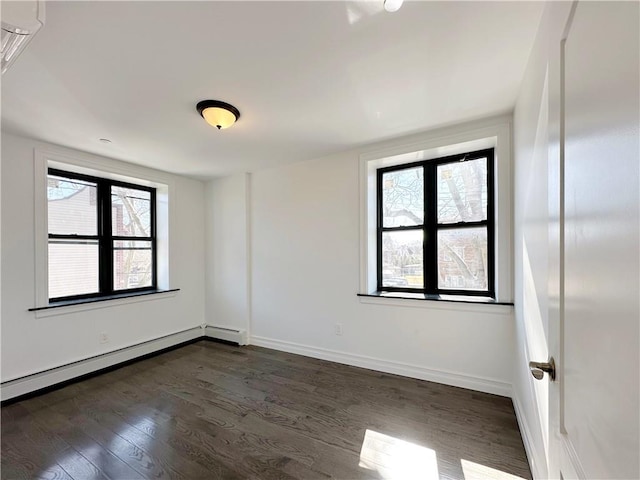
[205,325,248,345]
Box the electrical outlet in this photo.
[99,332,109,344]
[334,323,343,336]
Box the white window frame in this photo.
[359,115,513,303]
[34,147,174,312]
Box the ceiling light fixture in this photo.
[196,100,240,130]
[1,1,45,75]
[383,0,403,13]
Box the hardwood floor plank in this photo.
[45,405,174,480]
[1,428,83,480]
[2,340,531,480]
[33,466,75,480]
[53,397,216,480]
[49,372,301,479]
[117,372,368,478]
[20,403,149,480]
[139,361,365,453]
[166,345,528,465]
[10,420,107,480]
[0,444,48,480]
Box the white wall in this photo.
[205,173,251,334]
[1,132,206,382]
[242,123,515,396]
[512,3,572,478]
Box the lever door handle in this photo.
[529,357,556,381]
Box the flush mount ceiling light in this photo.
[1,0,45,74]
[196,100,240,130]
[384,0,403,12]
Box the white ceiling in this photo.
[1,1,543,179]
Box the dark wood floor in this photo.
[1,340,531,480]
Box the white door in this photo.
[542,1,639,478]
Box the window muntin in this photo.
[47,169,156,301]
[377,149,495,297]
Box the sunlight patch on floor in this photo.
[359,429,439,479]
[461,459,527,480]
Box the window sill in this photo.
[357,292,513,314]
[30,289,180,318]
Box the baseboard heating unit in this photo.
[204,325,248,345]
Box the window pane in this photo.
[112,186,151,237]
[437,158,487,224]
[438,227,488,291]
[48,175,97,235]
[113,240,152,290]
[382,230,423,288]
[48,240,99,298]
[382,167,424,227]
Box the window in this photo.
[377,148,494,297]
[47,169,156,301]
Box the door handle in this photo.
[529,357,556,381]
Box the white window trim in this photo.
[34,147,175,309]
[358,114,513,303]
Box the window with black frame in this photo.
[47,169,156,301]
[377,148,494,297]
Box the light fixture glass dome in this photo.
[384,0,403,12]
[197,100,240,130]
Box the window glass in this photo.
[111,186,152,237]
[382,167,424,227]
[382,230,424,288]
[437,158,487,224]
[48,175,97,235]
[113,240,153,290]
[438,227,488,291]
[48,240,99,298]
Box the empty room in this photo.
[1,1,638,479]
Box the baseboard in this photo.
[512,392,545,479]
[0,326,203,402]
[205,325,247,345]
[559,434,587,479]
[250,335,512,397]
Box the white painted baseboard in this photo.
[0,326,202,402]
[512,397,587,480]
[559,434,587,480]
[250,335,511,397]
[513,392,545,479]
[205,325,247,345]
